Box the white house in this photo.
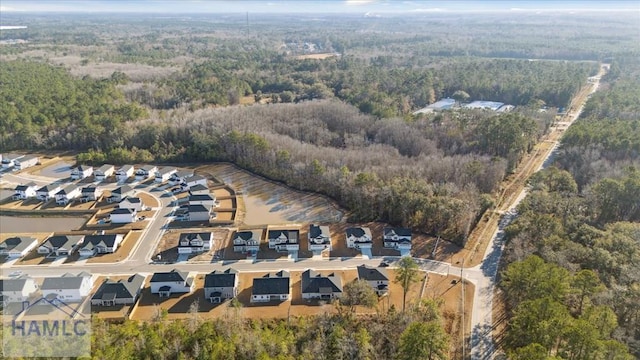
[14,155,39,170]
[1,153,24,169]
[91,274,146,307]
[188,194,217,208]
[119,197,144,212]
[188,204,212,222]
[94,164,115,181]
[115,165,135,182]
[107,185,134,203]
[204,269,238,303]
[36,184,62,202]
[251,271,290,302]
[182,175,207,189]
[150,269,194,297]
[70,165,93,180]
[301,270,343,300]
[110,208,137,224]
[268,229,300,252]
[55,184,81,205]
[135,165,157,181]
[77,234,124,257]
[13,183,37,200]
[38,235,84,257]
[0,237,38,258]
[345,227,373,249]
[383,227,412,250]
[155,167,176,183]
[233,229,262,253]
[169,169,194,186]
[41,272,93,303]
[188,184,209,196]
[80,186,102,202]
[308,224,332,251]
[1,277,39,305]
[178,232,213,254]
[357,265,390,296]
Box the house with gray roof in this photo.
[251,271,290,302]
[36,184,62,201]
[155,167,177,183]
[169,169,195,186]
[80,186,102,202]
[357,265,390,296]
[55,184,81,205]
[41,272,93,302]
[115,165,135,182]
[13,182,37,200]
[0,237,38,258]
[107,185,134,203]
[188,184,209,196]
[38,235,85,257]
[135,165,157,181]
[91,274,146,307]
[94,164,115,181]
[383,227,412,250]
[70,165,93,180]
[188,194,217,208]
[178,232,213,254]
[204,268,238,303]
[345,227,373,249]
[308,224,331,251]
[1,153,24,169]
[78,234,123,257]
[268,228,300,252]
[183,175,207,189]
[233,229,262,253]
[188,204,213,222]
[14,155,39,170]
[301,270,343,300]
[150,269,194,297]
[1,276,38,305]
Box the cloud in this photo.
[0,5,19,11]
[345,0,376,6]
[410,7,445,12]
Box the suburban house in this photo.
[38,235,85,257]
[301,270,343,300]
[119,197,144,212]
[41,272,93,303]
[204,268,239,303]
[345,227,373,249]
[115,165,135,182]
[36,184,62,202]
[188,184,209,196]
[13,182,38,200]
[169,169,195,186]
[77,234,124,257]
[357,265,390,296]
[135,165,157,181]
[110,208,137,224]
[150,269,194,297]
[55,184,81,205]
[182,175,207,189]
[90,274,146,307]
[0,237,38,258]
[188,204,213,222]
[14,155,39,170]
[1,153,24,169]
[383,227,412,250]
[268,229,300,252]
[155,167,177,183]
[80,186,102,202]
[308,224,332,251]
[188,194,217,208]
[233,229,262,253]
[107,185,134,203]
[178,232,213,254]
[1,277,39,305]
[251,271,290,302]
[70,165,93,180]
[94,164,115,181]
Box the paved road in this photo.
[468,65,606,360]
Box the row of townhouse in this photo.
[1,265,390,310]
[0,233,125,260]
[232,225,413,254]
[70,164,115,181]
[1,154,39,170]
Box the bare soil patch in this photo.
[294,53,338,60]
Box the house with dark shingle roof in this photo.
[38,235,84,257]
[233,229,262,253]
[94,164,115,181]
[91,274,146,306]
[204,268,238,303]
[251,271,290,302]
[188,194,217,208]
[0,237,38,258]
[41,272,93,302]
[383,227,412,250]
[107,185,134,203]
[13,182,38,200]
[119,196,144,211]
[188,184,209,196]
[357,265,390,296]
[135,165,157,181]
[115,165,135,182]
[345,227,373,249]
[188,204,213,222]
[169,169,195,186]
[77,234,123,257]
[178,232,213,254]
[150,269,194,297]
[110,208,137,224]
[301,270,342,300]
[70,165,93,180]
[55,184,81,205]
[81,186,102,202]
[183,175,207,189]
[308,224,331,251]
[155,167,177,183]
[36,184,62,201]
[1,276,38,305]
[268,228,300,252]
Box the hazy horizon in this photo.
[1,0,638,14]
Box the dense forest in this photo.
[499,54,640,358]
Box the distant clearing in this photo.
[293,53,338,60]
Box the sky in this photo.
[0,0,638,14]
